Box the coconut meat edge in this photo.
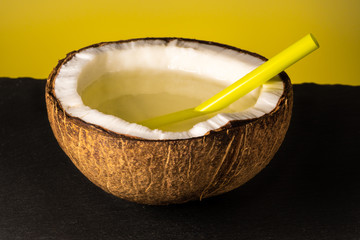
[54,39,284,140]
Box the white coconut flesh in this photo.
[54,39,284,140]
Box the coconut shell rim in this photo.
[46,37,292,142]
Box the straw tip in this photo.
[308,33,320,48]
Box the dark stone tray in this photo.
[1,78,359,240]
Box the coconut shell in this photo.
[45,38,293,205]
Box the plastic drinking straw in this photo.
[139,33,319,129]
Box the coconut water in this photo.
[79,69,253,131]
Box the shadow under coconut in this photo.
[0,78,359,240]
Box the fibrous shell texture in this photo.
[46,38,293,205]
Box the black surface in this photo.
[0,77,359,240]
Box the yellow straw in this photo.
[139,34,319,129]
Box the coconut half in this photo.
[46,38,293,205]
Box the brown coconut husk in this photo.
[46,38,293,205]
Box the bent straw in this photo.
[139,33,319,129]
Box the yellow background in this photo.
[1,0,359,85]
